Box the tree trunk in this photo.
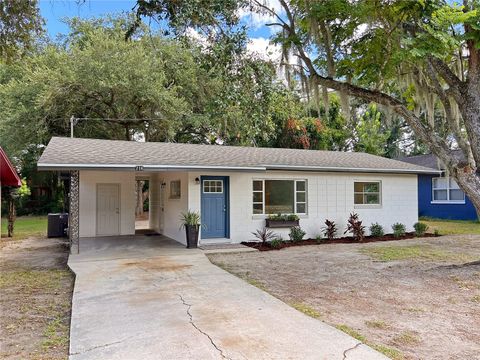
[7,197,16,237]
[135,180,144,216]
[454,83,480,219]
[454,170,480,219]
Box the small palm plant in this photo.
[252,228,277,244]
[179,210,201,228]
[180,210,201,248]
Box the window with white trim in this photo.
[203,180,223,193]
[252,179,307,215]
[432,176,465,202]
[169,180,181,199]
[354,181,381,205]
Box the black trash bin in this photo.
[47,213,69,238]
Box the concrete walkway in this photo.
[68,235,387,360]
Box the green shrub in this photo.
[270,237,284,248]
[434,229,441,236]
[289,226,306,242]
[392,223,406,238]
[413,222,428,237]
[369,223,384,237]
[315,234,324,243]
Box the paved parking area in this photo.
[68,235,386,360]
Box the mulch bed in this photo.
[241,232,438,251]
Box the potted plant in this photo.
[265,213,300,228]
[179,210,201,248]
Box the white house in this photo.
[38,137,440,245]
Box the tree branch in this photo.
[425,60,473,167]
[427,56,464,101]
[273,1,460,170]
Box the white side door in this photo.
[96,184,120,236]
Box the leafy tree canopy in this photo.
[0,0,45,63]
[0,16,286,158]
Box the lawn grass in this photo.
[290,302,322,319]
[1,216,47,240]
[421,218,480,235]
[360,244,476,262]
[335,324,403,359]
[0,269,68,292]
[393,331,421,346]
[365,320,389,330]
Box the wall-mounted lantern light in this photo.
[195,177,200,185]
[161,182,166,189]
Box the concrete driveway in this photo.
[68,235,387,360]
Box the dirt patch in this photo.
[0,237,74,360]
[121,257,192,272]
[242,232,437,251]
[208,235,480,360]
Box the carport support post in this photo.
[69,170,80,254]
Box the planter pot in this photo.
[265,219,300,228]
[185,224,199,248]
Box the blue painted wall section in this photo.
[418,174,478,220]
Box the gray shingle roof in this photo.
[38,137,440,174]
[398,150,465,171]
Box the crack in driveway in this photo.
[178,294,231,360]
[343,342,363,359]
[70,335,137,356]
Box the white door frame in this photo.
[96,183,121,236]
[159,180,165,233]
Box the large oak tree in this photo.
[134,0,480,218]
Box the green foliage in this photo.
[269,237,284,248]
[413,222,429,237]
[369,223,385,237]
[0,0,45,63]
[179,210,201,227]
[392,223,406,238]
[289,226,306,242]
[17,179,31,198]
[267,213,299,221]
[354,104,390,156]
[130,0,241,38]
[0,16,285,158]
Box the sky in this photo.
[38,0,282,61]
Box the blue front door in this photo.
[201,176,229,239]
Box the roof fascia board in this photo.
[37,163,267,172]
[264,164,442,175]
